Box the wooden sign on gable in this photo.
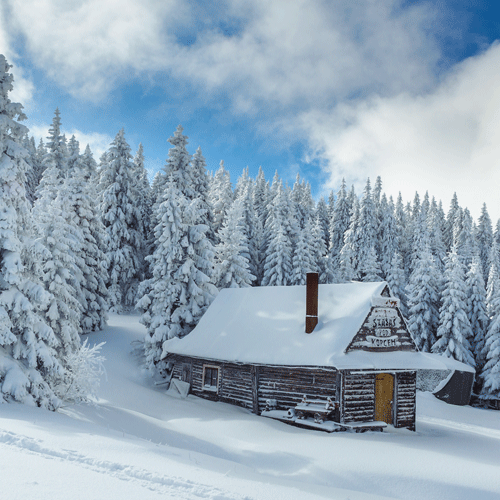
[345,304,416,353]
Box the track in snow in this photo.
[0,429,253,500]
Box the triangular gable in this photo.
[345,299,416,353]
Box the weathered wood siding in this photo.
[342,371,376,423]
[167,354,337,414]
[219,363,254,410]
[395,371,416,430]
[168,354,416,430]
[257,366,337,413]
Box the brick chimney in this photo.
[305,272,319,333]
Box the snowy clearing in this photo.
[1,314,499,500]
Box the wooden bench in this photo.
[294,395,338,424]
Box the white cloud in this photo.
[4,0,440,108]
[0,8,35,107]
[5,0,187,100]
[300,42,500,221]
[28,122,113,159]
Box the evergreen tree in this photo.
[133,143,152,245]
[432,250,475,366]
[0,55,61,408]
[214,198,254,289]
[34,193,83,359]
[209,160,233,239]
[138,178,217,371]
[36,110,67,211]
[315,197,330,260]
[338,196,359,282]
[23,136,39,204]
[479,257,500,401]
[234,179,259,284]
[252,166,269,284]
[428,197,447,271]
[262,183,293,286]
[62,146,109,332]
[355,179,378,279]
[443,193,460,251]
[466,255,489,374]
[359,246,382,283]
[454,207,476,269]
[394,192,410,279]
[476,204,493,282]
[291,216,317,285]
[386,251,408,317]
[377,194,398,279]
[329,179,351,280]
[406,244,440,352]
[100,129,143,311]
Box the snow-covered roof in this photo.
[163,282,474,372]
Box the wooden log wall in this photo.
[167,354,337,414]
[257,366,337,413]
[168,354,416,430]
[395,371,416,431]
[219,363,254,410]
[168,354,254,409]
[342,371,376,423]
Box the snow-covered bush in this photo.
[52,339,106,404]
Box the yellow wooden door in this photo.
[375,373,394,424]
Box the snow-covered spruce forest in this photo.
[1,54,500,411]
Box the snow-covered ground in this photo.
[1,314,499,500]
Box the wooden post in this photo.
[305,272,319,333]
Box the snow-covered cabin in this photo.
[162,276,474,431]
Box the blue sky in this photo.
[1,0,500,220]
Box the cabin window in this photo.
[202,365,220,392]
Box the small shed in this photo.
[162,276,474,431]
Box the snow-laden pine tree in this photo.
[476,203,493,284]
[190,146,214,242]
[133,143,152,246]
[466,255,489,374]
[355,179,378,280]
[395,192,410,278]
[0,55,61,408]
[316,196,330,253]
[359,246,382,283]
[406,243,440,352]
[454,208,476,270]
[100,129,143,311]
[338,196,359,282]
[214,198,254,289]
[23,136,39,204]
[137,177,217,372]
[290,215,317,285]
[233,178,259,283]
[312,209,331,284]
[432,250,475,366]
[234,166,251,203]
[329,179,351,281]
[209,160,233,239]
[61,145,109,332]
[252,166,269,284]
[377,194,398,279]
[479,256,500,402]
[428,197,447,272]
[386,251,408,317]
[33,192,83,360]
[443,193,460,251]
[262,182,295,287]
[35,111,67,213]
[409,194,430,273]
